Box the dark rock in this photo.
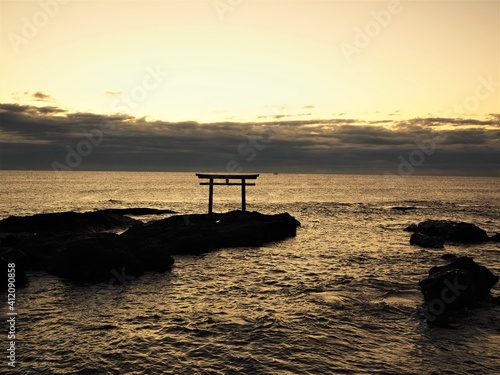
[129,245,175,273]
[392,206,417,211]
[122,214,214,255]
[1,209,299,283]
[0,247,30,269]
[98,208,176,216]
[123,210,301,255]
[1,232,79,271]
[404,223,418,232]
[214,211,300,248]
[416,220,489,243]
[490,233,500,242]
[410,232,445,248]
[46,233,145,282]
[45,232,176,282]
[441,254,457,260]
[419,257,499,319]
[0,211,139,234]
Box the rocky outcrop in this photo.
[0,208,177,234]
[410,232,445,248]
[122,210,301,255]
[406,220,492,248]
[46,234,146,282]
[419,257,499,324]
[1,209,300,283]
[0,211,140,234]
[1,232,80,271]
[416,220,489,243]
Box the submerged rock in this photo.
[410,232,445,248]
[416,220,489,243]
[404,223,418,232]
[419,257,499,323]
[392,206,417,211]
[441,253,457,260]
[490,233,500,242]
[406,220,493,248]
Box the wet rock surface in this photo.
[0,210,140,234]
[490,233,500,242]
[0,209,300,283]
[419,257,499,324]
[410,232,445,248]
[416,220,489,243]
[406,220,492,247]
[46,233,147,282]
[122,210,301,255]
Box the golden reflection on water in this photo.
[2,172,499,374]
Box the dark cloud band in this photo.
[0,104,498,176]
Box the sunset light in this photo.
[1,1,498,175]
[1,2,500,374]
[1,1,498,123]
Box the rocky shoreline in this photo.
[406,219,498,248]
[0,209,301,284]
[2,209,497,327]
[404,219,499,325]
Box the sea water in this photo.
[0,171,499,374]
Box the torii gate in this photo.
[195,173,259,214]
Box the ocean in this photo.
[0,171,499,374]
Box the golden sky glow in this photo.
[1,0,499,123]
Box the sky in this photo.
[0,0,499,175]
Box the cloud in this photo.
[303,105,316,109]
[105,91,122,97]
[0,103,498,176]
[36,106,67,114]
[32,91,53,102]
[272,113,311,119]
